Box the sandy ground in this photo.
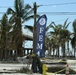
[0,59,75,75]
[0,73,75,75]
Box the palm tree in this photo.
[0,14,8,60]
[0,20,1,48]
[45,22,62,57]
[71,19,76,57]
[0,21,2,59]
[59,18,71,57]
[0,13,14,60]
[7,0,35,57]
[60,29,71,57]
[45,18,71,57]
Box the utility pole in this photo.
[33,2,37,54]
[32,3,43,73]
[31,2,37,73]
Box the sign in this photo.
[36,14,47,57]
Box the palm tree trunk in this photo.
[74,47,75,57]
[61,42,66,57]
[58,47,60,57]
[16,17,23,57]
[53,48,55,56]
[67,40,69,57]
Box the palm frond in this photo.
[71,36,75,48]
[8,14,15,24]
[14,0,19,14]
[46,22,54,31]
[64,18,68,26]
[73,19,76,32]
[7,8,15,15]
[63,18,70,29]
[1,14,7,25]
[23,8,33,19]
[65,22,71,29]
[24,25,33,32]
[23,5,39,20]
[23,14,39,22]
[24,4,31,12]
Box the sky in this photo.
[0,0,76,49]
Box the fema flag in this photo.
[36,14,47,57]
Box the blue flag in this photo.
[36,14,47,57]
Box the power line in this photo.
[0,12,76,15]
[0,12,5,14]
[0,1,76,8]
[0,6,13,8]
[54,16,76,23]
[40,2,76,6]
[38,12,76,15]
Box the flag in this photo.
[36,14,47,57]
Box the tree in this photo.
[71,19,76,57]
[7,0,35,57]
[59,18,71,57]
[46,22,62,57]
[0,13,13,60]
[45,18,71,57]
[0,14,8,59]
